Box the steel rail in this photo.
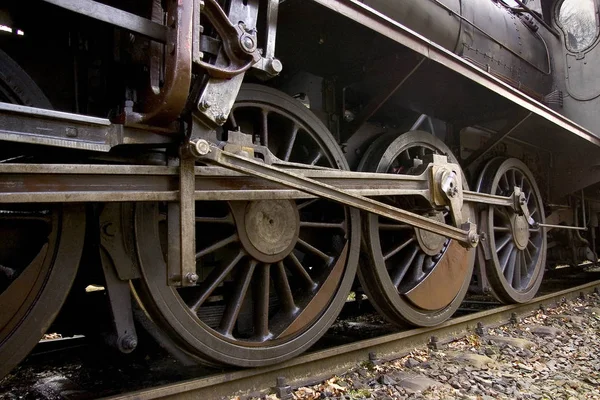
[103,280,600,400]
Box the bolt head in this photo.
[267,58,283,75]
[241,35,256,52]
[192,140,210,157]
[215,113,228,124]
[186,272,199,284]
[199,99,211,111]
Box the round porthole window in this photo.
[557,0,599,53]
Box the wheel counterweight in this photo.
[358,130,475,327]
[475,158,547,304]
[133,85,360,367]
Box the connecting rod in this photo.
[190,140,479,247]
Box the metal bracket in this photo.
[123,0,193,126]
[99,247,138,354]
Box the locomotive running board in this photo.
[0,102,174,151]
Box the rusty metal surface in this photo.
[124,0,193,126]
[103,280,600,400]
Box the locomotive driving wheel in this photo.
[134,85,360,367]
[0,50,86,380]
[358,131,475,327]
[476,158,546,303]
[0,205,86,379]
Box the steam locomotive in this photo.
[1,0,599,378]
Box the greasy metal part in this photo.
[194,1,260,127]
[98,204,139,352]
[0,102,174,152]
[195,74,245,128]
[104,281,600,400]
[179,153,197,288]
[463,113,533,169]
[123,0,193,126]
[194,0,261,79]
[192,141,475,246]
[41,0,168,43]
[251,0,282,78]
[99,247,138,354]
[99,204,141,281]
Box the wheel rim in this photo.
[477,158,546,303]
[359,130,475,327]
[134,85,359,366]
[0,204,85,379]
[0,50,84,379]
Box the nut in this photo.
[215,113,228,125]
[199,99,211,111]
[267,58,283,75]
[190,140,211,157]
[185,272,199,284]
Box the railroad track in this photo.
[102,279,600,400]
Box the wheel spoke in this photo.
[499,243,515,272]
[228,109,238,128]
[378,223,412,231]
[383,237,415,261]
[253,263,271,340]
[391,246,419,287]
[495,234,512,252]
[299,221,344,230]
[527,239,538,251]
[274,261,298,315]
[493,226,511,233]
[283,124,299,161]
[195,214,234,225]
[286,253,316,289]
[261,108,269,146]
[297,198,318,211]
[407,253,426,283]
[504,247,517,282]
[310,151,323,166]
[218,260,256,336]
[190,250,244,313]
[512,251,522,289]
[195,233,238,259]
[297,238,333,263]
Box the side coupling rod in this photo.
[189,140,480,248]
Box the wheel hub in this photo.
[415,212,447,256]
[512,215,530,250]
[237,200,299,263]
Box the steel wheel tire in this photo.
[359,130,475,327]
[134,85,360,367]
[0,205,85,379]
[476,158,546,303]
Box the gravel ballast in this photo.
[284,292,600,400]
